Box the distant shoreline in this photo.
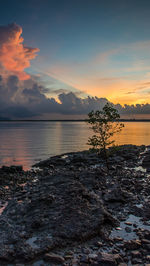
[1,119,150,122]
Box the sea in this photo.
[0,121,150,170]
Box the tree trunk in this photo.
[103,146,109,171]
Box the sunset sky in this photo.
[1,0,150,119]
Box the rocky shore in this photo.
[0,145,150,265]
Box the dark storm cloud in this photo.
[0,75,60,118]
[1,73,150,119]
[117,103,150,115]
[0,75,108,118]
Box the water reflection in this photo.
[0,121,150,169]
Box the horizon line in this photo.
[1,119,150,122]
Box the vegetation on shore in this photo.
[86,102,124,169]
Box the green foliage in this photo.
[87,102,124,156]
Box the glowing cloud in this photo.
[0,23,39,80]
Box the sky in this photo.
[1,0,150,119]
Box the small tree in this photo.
[87,102,124,169]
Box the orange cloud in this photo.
[0,23,39,80]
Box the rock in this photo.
[109,156,124,163]
[124,221,132,225]
[71,258,78,265]
[33,156,66,168]
[44,253,65,264]
[125,226,132,233]
[142,239,150,245]
[142,153,150,167]
[64,255,72,259]
[131,258,143,264]
[96,241,103,247]
[65,251,74,256]
[143,231,150,240]
[0,144,149,265]
[113,254,123,263]
[145,244,150,250]
[0,169,117,263]
[70,154,90,164]
[124,240,141,250]
[131,250,142,258]
[88,254,98,260]
[1,165,23,173]
[98,253,117,265]
[146,255,150,261]
[104,187,132,203]
[80,255,89,263]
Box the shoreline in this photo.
[0,145,150,265]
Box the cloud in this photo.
[48,88,72,95]
[118,103,150,115]
[0,73,150,119]
[0,23,39,80]
[125,91,136,95]
[0,74,108,118]
[0,74,60,118]
[40,39,150,105]
[0,23,150,119]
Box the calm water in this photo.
[0,121,150,170]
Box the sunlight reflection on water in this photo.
[0,121,150,169]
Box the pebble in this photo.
[125,226,132,233]
[88,254,98,260]
[44,253,65,264]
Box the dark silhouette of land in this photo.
[1,119,150,122]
